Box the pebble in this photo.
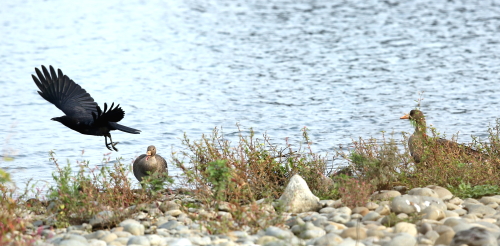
[123,223,145,236]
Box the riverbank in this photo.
[3,127,500,246]
[6,175,500,246]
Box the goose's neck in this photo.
[414,119,427,137]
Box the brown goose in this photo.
[400,109,486,165]
[133,145,168,182]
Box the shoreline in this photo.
[5,176,500,246]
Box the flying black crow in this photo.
[32,65,140,151]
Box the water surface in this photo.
[1,0,500,190]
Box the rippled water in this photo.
[2,0,500,190]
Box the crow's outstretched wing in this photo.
[32,65,98,118]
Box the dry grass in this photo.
[172,126,333,233]
[44,152,167,229]
[341,122,500,196]
[0,174,40,245]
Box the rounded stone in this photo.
[385,233,416,246]
[123,223,145,236]
[453,209,467,216]
[396,213,409,220]
[480,196,500,205]
[443,217,465,228]
[422,205,445,220]
[336,237,365,246]
[362,211,381,222]
[350,214,362,220]
[426,185,453,200]
[371,190,401,201]
[344,220,361,228]
[366,229,385,238]
[88,239,106,246]
[445,210,459,218]
[330,213,350,224]
[425,230,440,242]
[408,187,439,198]
[311,216,328,227]
[159,201,180,212]
[127,236,150,246]
[319,207,336,214]
[436,230,455,245]
[146,235,163,245]
[300,228,326,239]
[340,227,367,240]
[169,238,193,246]
[374,204,391,215]
[325,221,347,230]
[486,202,498,209]
[319,200,336,207]
[57,240,88,246]
[50,234,88,245]
[418,222,433,235]
[189,236,211,245]
[256,236,279,245]
[119,219,141,226]
[391,194,446,214]
[114,231,132,238]
[448,197,464,205]
[394,222,417,236]
[352,207,369,216]
[164,209,184,217]
[100,233,118,243]
[463,198,481,204]
[84,230,108,240]
[464,204,496,217]
[313,233,343,246]
[451,226,497,246]
[265,226,294,239]
[89,211,115,227]
[365,202,379,210]
[336,207,352,215]
[446,203,461,210]
[158,220,179,230]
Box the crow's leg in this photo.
[107,134,119,151]
[105,135,113,151]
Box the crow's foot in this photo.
[106,141,119,151]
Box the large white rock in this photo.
[278,174,322,213]
[391,194,446,214]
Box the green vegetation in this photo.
[447,182,500,199]
[45,152,166,229]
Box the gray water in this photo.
[2,0,500,191]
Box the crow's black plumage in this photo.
[32,65,140,151]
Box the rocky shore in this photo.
[13,175,500,246]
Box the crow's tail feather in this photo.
[111,122,141,134]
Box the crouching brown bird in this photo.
[400,109,486,165]
[133,145,168,183]
[32,65,140,151]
